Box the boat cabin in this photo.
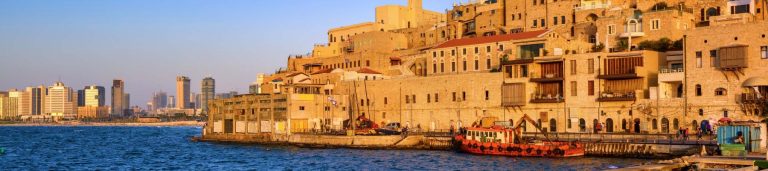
[465,129,513,144]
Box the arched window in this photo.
[605,118,614,133]
[715,88,727,96]
[692,120,698,129]
[661,118,670,133]
[652,119,658,130]
[579,118,586,132]
[622,119,627,130]
[695,84,702,96]
[673,118,679,129]
[549,119,557,132]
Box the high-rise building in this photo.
[111,79,125,116]
[0,92,7,119]
[168,95,176,108]
[176,76,190,109]
[82,85,105,107]
[44,82,76,118]
[151,91,168,111]
[123,93,130,115]
[201,77,215,113]
[20,86,45,115]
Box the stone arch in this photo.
[586,13,598,22]
[661,118,670,133]
[605,118,614,133]
[579,118,586,132]
[549,118,557,132]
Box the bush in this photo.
[637,37,683,52]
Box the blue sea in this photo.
[0,126,651,170]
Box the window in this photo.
[533,20,538,28]
[561,16,566,24]
[462,48,467,55]
[462,60,467,71]
[412,95,416,103]
[761,46,767,59]
[433,63,437,73]
[405,95,410,104]
[520,65,529,77]
[570,81,577,96]
[486,46,491,52]
[607,25,616,35]
[433,52,437,58]
[587,58,594,74]
[588,81,595,96]
[452,92,457,101]
[553,17,558,25]
[710,50,719,67]
[695,84,702,96]
[451,61,456,72]
[299,106,305,111]
[427,94,431,103]
[541,19,546,27]
[451,49,456,56]
[384,97,388,105]
[366,60,370,66]
[731,4,750,14]
[650,19,660,30]
[462,91,466,101]
[440,62,445,72]
[499,45,504,51]
[533,0,536,5]
[475,59,479,70]
[485,90,489,100]
[435,93,439,102]
[695,51,702,68]
[440,51,444,57]
[474,47,479,54]
[485,58,490,70]
[570,60,577,75]
[715,88,727,96]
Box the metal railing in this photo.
[522,132,716,145]
[660,67,684,73]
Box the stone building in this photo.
[207,0,768,138]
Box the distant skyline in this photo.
[0,0,453,107]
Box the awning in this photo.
[742,77,768,87]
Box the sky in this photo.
[0,0,453,108]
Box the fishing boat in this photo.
[453,114,585,157]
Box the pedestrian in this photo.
[600,122,606,133]
[450,124,455,135]
[683,128,689,141]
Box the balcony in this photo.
[530,94,563,103]
[598,66,645,80]
[574,1,611,11]
[658,67,684,82]
[597,91,636,102]
[502,58,534,65]
[740,93,767,104]
[529,73,564,83]
[619,23,645,38]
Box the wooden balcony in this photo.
[597,91,636,102]
[529,76,564,83]
[740,93,767,104]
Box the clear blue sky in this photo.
[0,0,452,107]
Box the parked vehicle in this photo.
[376,122,402,135]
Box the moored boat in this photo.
[453,115,585,157]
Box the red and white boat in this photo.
[453,115,585,157]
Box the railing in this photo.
[530,93,563,103]
[659,67,684,73]
[522,132,716,145]
[574,2,611,11]
[598,91,636,101]
[740,93,768,104]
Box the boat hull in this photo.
[455,138,585,157]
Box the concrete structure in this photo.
[176,76,190,109]
[111,79,125,117]
[81,85,105,107]
[44,82,76,119]
[201,77,215,114]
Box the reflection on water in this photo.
[0,126,651,170]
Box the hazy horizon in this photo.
[0,0,452,107]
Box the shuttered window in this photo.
[502,83,526,106]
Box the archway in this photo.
[579,118,586,132]
[592,119,599,133]
[622,119,628,132]
[692,120,698,130]
[605,118,614,133]
[633,118,641,133]
[673,118,679,130]
[661,118,670,133]
[549,119,557,132]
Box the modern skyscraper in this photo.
[168,95,176,108]
[111,79,125,117]
[201,77,215,113]
[176,76,190,109]
[82,85,105,107]
[151,91,168,111]
[77,89,86,107]
[44,82,76,118]
[0,92,7,119]
[123,93,130,113]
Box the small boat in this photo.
[0,147,5,155]
[454,114,585,157]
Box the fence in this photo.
[522,132,716,145]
